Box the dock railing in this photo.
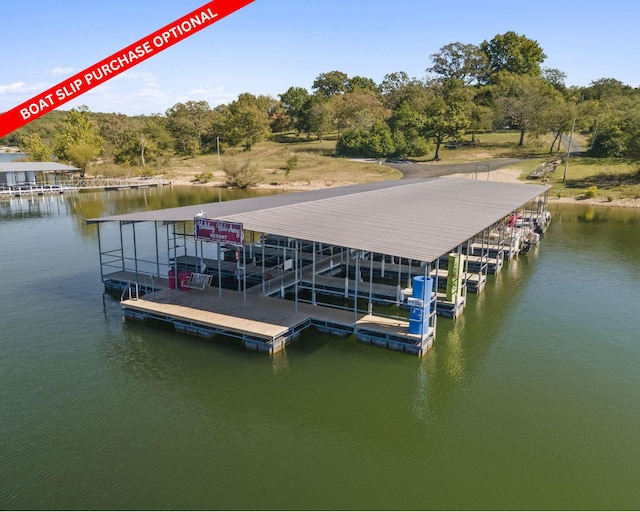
[121,281,139,301]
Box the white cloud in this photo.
[46,66,74,76]
[0,81,34,94]
[0,82,51,110]
[176,86,235,107]
[64,71,173,114]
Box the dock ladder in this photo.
[121,281,140,301]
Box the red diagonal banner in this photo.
[0,0,253,138]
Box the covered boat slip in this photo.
[89,178,550,356]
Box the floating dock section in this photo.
[89,177,549,357]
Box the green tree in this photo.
[542,67,568,92]
[427,42,486,85]
[380,71,425,110]
[20,133,51,161]
[166,101,212,156]
[332,88,389,133]
[422,79,470,160]
[492,72,556,146]
[96,113,137,161]
[268,100,289,133]
[54,106,103,176]
[143,114,174,157]
[336,121,396,159]
[576,79,639,154]
[387,100,429,157]
[591,125,627,157]
[279,86,310,133]
[466,102,493,142]
[346,75,379,93]
[480,31,547,81]
[224,93,271,150]
[589,96,640,158]
[364,120,395,158]
[541,93,574,153]
[336,129,368,157]
[312,70,349,98]
[298,95,335,140]
[581,78,634,101]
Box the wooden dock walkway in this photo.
[120,284,433,356]
[0,178,170,199]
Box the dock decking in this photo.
[120,282,433,356]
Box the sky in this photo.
[1,0,639,118]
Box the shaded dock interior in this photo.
[89,178,550,356]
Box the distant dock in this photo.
[0,178,171,198]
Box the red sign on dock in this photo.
[195,218,244,246]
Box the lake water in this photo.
[1,187,639,510]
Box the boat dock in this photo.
[89,178,550,357]
[118,272,434,356]
[0,178,171,198]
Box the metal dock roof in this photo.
[89,178,549,262]
[0,162,80,172]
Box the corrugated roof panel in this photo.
[89,178,549,262]
[0,162,80,172]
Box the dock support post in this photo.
[217,242,222,299]
[344,253,349,298]
[294,240,299,313]
[154,222,160,278]
[243,245,247,304]
[354,252,360,323]
[420,264,428,340]
[132,222,139,283]
[261,240,266,296]
[281,246,286,297]
[431,262,438,339]
[368,252,374,315]
[312,242,317,306]
[119,222,125,271]
[194,233,199,272]
[97,223,104,283]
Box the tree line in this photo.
[3,30,640,173]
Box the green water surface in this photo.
[1,189,639,510]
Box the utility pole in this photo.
[562,117,576,183]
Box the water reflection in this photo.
[0,194,71,220]
[410,247,542,424]
[0,185,282,235]
[67,185,281,238]
[270,349,290,377]
[409,203,640,448]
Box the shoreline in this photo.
[162,167,640,209]
[440,167,640,209]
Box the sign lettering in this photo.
[195,217,244,246]
[0,0,254,137]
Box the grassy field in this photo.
[435,131,640,200]
[545,158,640,200]
[155,134,402,188]
[94,130,639,199]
